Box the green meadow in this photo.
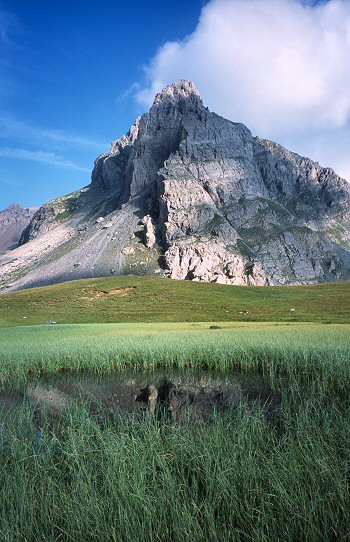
[1,277,350,541]
[0,276,349,326]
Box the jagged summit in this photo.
[4,203,23,212]
[1,81,350,292]
[152,80,203,108]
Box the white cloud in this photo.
[137,0,350,180]
[0,146,90,172]
[116,82,141,104]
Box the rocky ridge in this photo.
[1,80,350,291]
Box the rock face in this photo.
[19,206,58,245]
[89,79,350,285]
[0,204,37,254]
[1,80,350,291]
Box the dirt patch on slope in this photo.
[80,287,135,301]
[109,287,134,295]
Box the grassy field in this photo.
[1,278,350,540]
[0,321,349,385]
[0,276,349,326]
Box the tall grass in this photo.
[0,322,349,387]
[1,390,350,542]
[1,322,350,540]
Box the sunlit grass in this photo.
[1,276,349,326]
[0,322,349,387]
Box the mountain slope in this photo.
[1,80,350,292]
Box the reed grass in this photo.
[1,389,350,542]
[0,322,349,387]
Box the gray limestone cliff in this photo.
[89,80,350,285]
[0,204,37,254]
[1,80,350,291]
[19,206,58,245]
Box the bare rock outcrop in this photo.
[141,215,156,248]
[165,240,266,285]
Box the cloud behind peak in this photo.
[136,0,350,180]
[138,0,350,134]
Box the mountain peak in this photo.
[2,80,350,291]
[2,203,22,212]
[152,80,202,108]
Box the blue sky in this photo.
[0,0,205,208]
[1,0,349,210]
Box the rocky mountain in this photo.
[1,80,350,292]
[0,204,37,255]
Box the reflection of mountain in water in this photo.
[0,370,281,424]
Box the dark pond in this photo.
[0,369,282,425]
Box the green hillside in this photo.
[0,276,349,326]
